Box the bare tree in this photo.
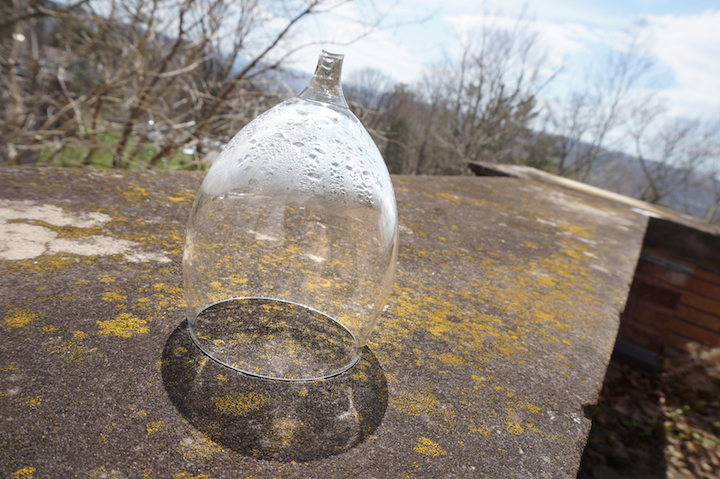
[344,67,395,129]
[0,0,92,39]
[344,69,435,174]
[339,10,557,176]
[1,0,377,168]
[422,10,555,173]
[549,25,655,181]
[628,107,720,206]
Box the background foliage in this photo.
[2,0,719,222]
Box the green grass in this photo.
[37,131,206,170]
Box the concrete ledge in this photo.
[0,167,647,478]
[468,161,720,236]
[469,161,720,364]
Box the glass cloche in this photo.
[183,51,398,381]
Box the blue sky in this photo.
[285,0,720,122]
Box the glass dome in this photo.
[183,51,398,381]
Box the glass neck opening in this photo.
[299,50,348,109]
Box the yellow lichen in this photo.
[537,276,555,287]
[97,313,149,338]
[178,433,222,461]
[390,389,457,429]
[147,421,164,434]
[150,283,186,310]
[73,331,87,341]
[16,254,90,272]
[4,308,37,328]
[229,275,248,285]
[153,283,183,295]
[100,422,115,444]
[101,292,126,302]
[525,423,543,434]
[122,183,150,202]
[47,340,100,363]
[562,248,584,260]
[12,467,36,479]
[2,361,17,372]
[436,192,462,205]
[517,401,541,413]
[213,392,268,416]
[130,406,147,418]
[469,425,490,437]
[414,437,447,457]
[506,419,524,435]
[505,409,524,435]
[303,277,333,292]
[271,415,302,447]
[431,352,465,366]
[21,396,42,410]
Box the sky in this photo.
[286,0,720,123]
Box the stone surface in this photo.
[469,160,720,237]
[0,167,648,478]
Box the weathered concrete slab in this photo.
[0,168,647,478]
[469,160,720,237]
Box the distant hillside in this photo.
[569,148,718,222]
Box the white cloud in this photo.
[644,11,720,118]
[265,1,720,124]
[658,87,720,120]
[273,1,427,84]
[410,0,626,26]
[443,7,720,121]
[442,13,599,73]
